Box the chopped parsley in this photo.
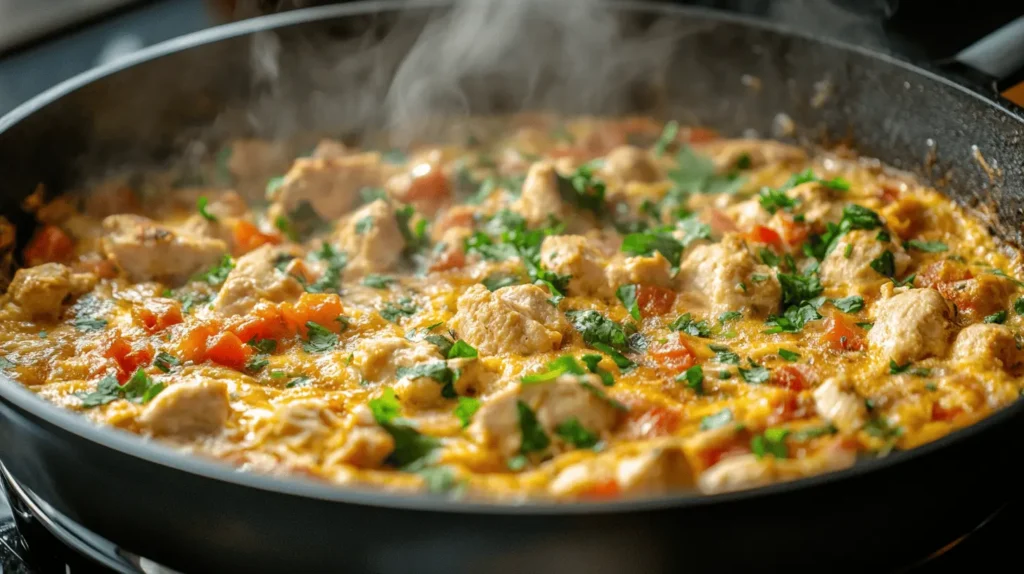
[302,322,338,353]
[760,248,780,267]
[700,408,734,431]
[285,376,312,389]
[396,362,458,397]
[306,243,347,294]
[197,196,218,222]
[758,187,798,214]
[395,205,431,255]
[79,369,164,408]
[73,316,108,332]
[77,374,122,408]
[555,418,599,449]
[245,354,269,373]
[751,428,789,459]
[616,284,641,321]
[517,400,551,454]
[354,215,374,235]
[361,274,396,289]
[764,303,822,333]
[718,311,742,324]
[984,310,1008,324]
[370,388,441,469]
[653,121,679,156]
[521,355,587,385]
[192,254,235,285]
[454,396,481,428]
[448,340,478,360]
[870,250,896,277]
[669,313,711,338]
[803,204,883,260]
[285,201,330,241]
[790,424,838,441]
[1015,297,1024,315]
[738,360,770,384]
[482,272,520,291]
[710,344,740,365]
[778,349,800,362]
[676,365,704,395]
[580,354,615,386]
[557,163,607,216]
[669,146,745,195]
[565,310,629,350]
[777,272,823,307]
[905,240,948,253]
[380,298,418,323]
[832,295,864,314]
[70,295,108,332]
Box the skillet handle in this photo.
[942,15,1024,106]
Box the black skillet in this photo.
[1,2,1023,573]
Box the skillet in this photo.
[1,2,1024,572]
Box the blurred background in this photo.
[0,0,1022,117]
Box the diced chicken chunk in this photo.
[512,162,565,226]
[101,215,227,283]
[950,323,1023,371]
[602,146,662,184]
[549,443,693,497]
[787,182,846,225]
[355,336,442,382]
[270,153,383,220]
[539,235,609,296]
[697,454,775,494]
[179,191,249,246]
[820,229,910,292]
[812,378,867,433]
[867,288,954,364]
[605,252,674,289]
[213,244,305,316]
[469,374,623,457]
[139,379,230,436]
[334,426,395,469]
[450,284,568,356]
[678,234,780,318]
[334,199,405,277]
[7,263,95,320]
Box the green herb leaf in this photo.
[522,355,587,385]
[764,302,822,333]
[591,342,636,370]
[354,215,374,235]
[616,284,641,321]
[302,322,338,353]
[870,250,896,277]
[832,295,864,314]
[361,274,396,289]
[653,121,679,156]
[380,298,418,323]
[447,340,478,360]
[759,187,798,214]
[454,396,481,428]
[984,310,1008,324]
[482,272,520,291]
[669,313,711,338]
[718,311,742,324]
[777,272,823,307]
[555,418,599,449]
[580,354,615,386]
[751,428,789,459]
[906,240,948,253]
[77,374,122,408]
[565,310,629,350]
[700,408,734,431]
[790,424,838,441]
[0,356,16,370]
[778,349,800,362]
[74,316,108,332]
[759,248,780,267]
[120,368,164,404]
[193,254,235,285]
[739,361,770,384]
[517,400,551,454]
[1015,297,1024,315]
[676,365,704,395]
[285,376,312,389]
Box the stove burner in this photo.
[0,460,1016,573]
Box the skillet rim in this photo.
[1,0,1023,515]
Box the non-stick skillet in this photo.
[1,2,1023,573]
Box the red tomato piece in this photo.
[580,479,621,500]
[176,321,222,364]
[771,365,809,391]
[281,293,345,336]
[205,331,252,371]
[428,248,466,272]
[404,165,451,202]
[932,403,961,422]
[232,220,281,255]
[698,442,751,469]
[623,405,682,439]
[746,225,783,249]
[23,225,74,266]
[228,302,291,344]
[778,216,809,247]
[103,337,153,382]
[823,313,866,352]
[650,333,697,373]
[636,285,676,317]
[132,298,184,333]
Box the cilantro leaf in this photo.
[1015,297,1024,315]
[482,272,520,291]
[616,284,641,321]
[521,355,587,385]
[621,229,684,268]
[669,313,711,337]
[738,361,770,384]
[759,187,798,214]
[380,298,418,323]
[74,316,108,332]
[197,196,218,222]
[581,354,615,386]
[454,396,481,428]
[557,163,607,216]
[869,250,896,277]
[591,342,636,370]
[302,322,338,353]
[120,368,164,404]
[193,254,235,285]
[555,418,599,449]
[653,121,679,156]
[285,376,312,389]
[517,400,550,454]
[777,273,823,306]
[700,408,734,431]
[361,274,396,289]
[832,295,864,314]
[565,310,629,350]
[751,428,789,459]
[906,240,948,253]
[778,349,800,362]
[77,374,122,408]
[984,310,1008,324]
[676,364,704,395]
[764,302,822,333]
[718,311,742,324]
[448,340,478,359]
[370,388,402,423]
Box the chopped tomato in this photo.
[227,302,291,344]
[280,293,345,335]
[429,248,466,272]
[404,165,451,202]
[636,285,676,317]
[650,333,697,373]
[624,405,681,439]
[771,365,809,391]
[766,393,802,426]
[698,441,751,469]
[580,479,621,500]
[778,216,809,247]
[932,403,962,422]
[205,332,252,371]
[822,312,865,352]
[878,183,901,205]
[23,225,74,266]
[176,321,222,364]
[103,337,153,382]
[705,209,738,235]
[745,225,783,249]
[232,220,281,255]
[685,127,718,143]
[131,298,183,333]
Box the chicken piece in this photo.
[678,234,781,318]
[334,426,395,469]
[512,161,565,226]
[101,215,228,283]
[139,379,230,436]
[539,235,609,296]
[334,199,405,278]
[549,442,693,497]
[695,139,807,171]
[820,229,910,293]
[354,337,442,382]
[950,323,1023,371]
[468,374,624,457]
[812,378,867,433]
[270,153,383,220]
[605,252,674,290]
[787,182,845,226]
[697,454,776,494]
[212,244,305,316]
[867,288,954,364]
[7,263,95,320]
[450,284,568,356]
[602,145,662,184]
[938,274,1017,325]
